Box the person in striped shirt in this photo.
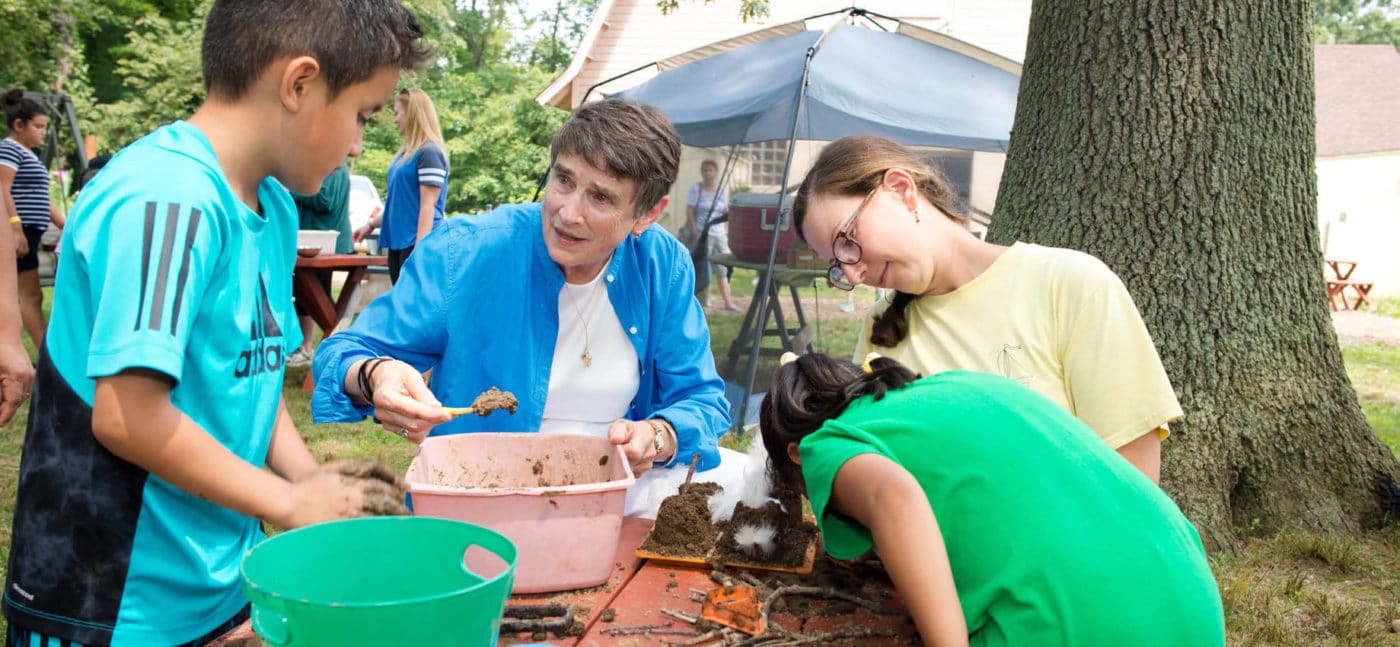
[351,87,448,282]
[1,89,64,349]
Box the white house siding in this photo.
[1317,152,1400,297]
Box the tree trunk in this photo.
[51,9,76,95]
[989,0,1400,549]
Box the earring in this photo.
[632,231,641,239]
[912,207,921,223]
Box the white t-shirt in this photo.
[687,183,727,236]
[540,266,640,438]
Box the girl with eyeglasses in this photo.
[760,352,1224,646]
[791,135,1179,483]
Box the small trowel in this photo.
[699,584,765,635]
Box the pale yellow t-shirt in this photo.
[853,242,1182,449]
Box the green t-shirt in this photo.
[292,164,352,254]
[800,370,1224,646]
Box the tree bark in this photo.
[990,0,1400,549]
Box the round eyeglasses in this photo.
[825,186,878,291]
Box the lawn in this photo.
[1,284,1398,643]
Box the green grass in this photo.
[1371,296,1400,320]
[1341,343,1400,459]
[4,286,1400,642]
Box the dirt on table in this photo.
[715,500,817,568]
[762,555,897,618]
[639,482,722,557]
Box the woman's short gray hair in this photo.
[550,99,681,218]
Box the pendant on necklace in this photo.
[582,351,592,368]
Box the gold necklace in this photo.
[570,276,608,368]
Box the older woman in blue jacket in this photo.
[312,100,736,516]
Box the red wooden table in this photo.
[1324,259,1373,311]
[292,253,386,392]
[211,517,916,646]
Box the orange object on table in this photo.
[700,584,765,635]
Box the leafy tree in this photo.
[656,0,768,22]
[81,0,204,103]
[0,0,101,95]
[521,0,599,72]
[356,64,565,214]
[991,0,1400,548]
[89,9,205,151]
[1315,0,1400,48]
[55,0,584,213]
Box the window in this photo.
[741,140,790,188]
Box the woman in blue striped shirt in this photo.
[1,89,63,349]
[351,87,448,282]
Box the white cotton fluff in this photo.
[709,434,775,524]
[732,522,778,557]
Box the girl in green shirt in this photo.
[760,354,1224,646]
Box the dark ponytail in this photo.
[760,354,918,488]
[3,89,45,133]
[869,291,916,348]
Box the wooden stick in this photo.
[502,603,569,619]
[441,405,475,417]
[684,452,701,486]
[735,571,764,588]
[763,628,899,646]
[667,630,720,646]
[661,607,700,624]
[599,622,674,636]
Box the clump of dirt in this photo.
[714,500,817,567]
[470,386,519,416]
[639,482,722,557]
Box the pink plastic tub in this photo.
[405,433,635,594]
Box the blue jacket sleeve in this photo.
[310,224,463,422]
[646,243,731,471]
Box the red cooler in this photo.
[727,192,797,263]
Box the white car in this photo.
[348,174,382,233]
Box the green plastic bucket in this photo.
[240,516,516,646]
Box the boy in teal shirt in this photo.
[4,1,430,644]
[761,354,1225,646]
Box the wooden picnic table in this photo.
[1324,259,1373,311]
[211,517,917,646]
[292,253,387,392]
[710,253,825,377]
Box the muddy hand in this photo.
[329,459,406,491]
[363,488,411,516]
[279,464,406,528]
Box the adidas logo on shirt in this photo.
[235,277,287,378]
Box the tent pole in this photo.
[734,41,820,434]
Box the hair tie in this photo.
[861,352,882,374]
[780,351,799,366]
